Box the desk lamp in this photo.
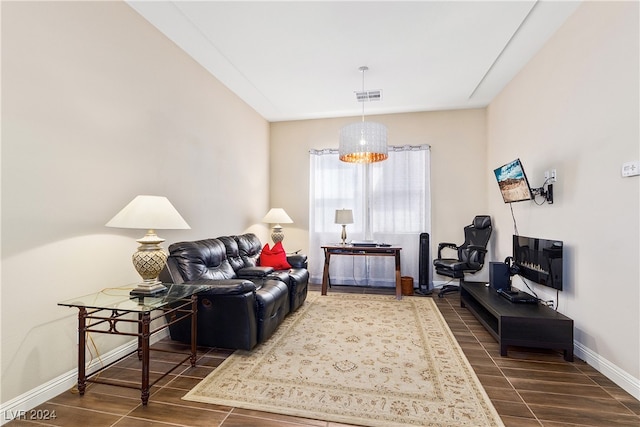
[335,209,354,245]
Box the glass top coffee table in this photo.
[58,283,210,405]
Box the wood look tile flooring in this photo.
[8,284,639,427]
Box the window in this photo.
[309,145,431,286]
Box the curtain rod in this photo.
[310,144,430,155]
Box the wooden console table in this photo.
[460,281,574,361]
[321,245,402,300]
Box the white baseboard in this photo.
[574,341,640,400]
[0,330,169,425]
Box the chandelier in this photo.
[339,66,388,163]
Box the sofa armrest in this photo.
[237,266,275,279]
[287,254,308,269]
[184,279,256,296]
[160,257,186,284]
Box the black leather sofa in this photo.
[160,233,309,350]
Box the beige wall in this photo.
[487,1,639,385]
[1,2,270,403]
[270,109,488,279]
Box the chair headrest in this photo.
[472,215,492,229]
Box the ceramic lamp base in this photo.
[271,225,285,243]
[129,230,169,296]
[130,281,167,296]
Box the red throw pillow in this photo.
[260,242,292,270]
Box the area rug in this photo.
[183,292,504,427]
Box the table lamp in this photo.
[335,209,354,245]
[262,208,293,243]
[106,195,190,296]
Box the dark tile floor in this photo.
[7,284,639,426]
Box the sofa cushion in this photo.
[235,233,262,267]
[167,239,237,281]
[217,236,246,272]
[260,242,292,270]
[238,266,275,280]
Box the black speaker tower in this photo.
[415,232,432,295]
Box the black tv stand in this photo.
[460,281,574,361]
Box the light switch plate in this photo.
[622,161,640,177]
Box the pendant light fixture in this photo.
[339,66,388,163]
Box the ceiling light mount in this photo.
[339,66,388,163]
[355,90,382,102]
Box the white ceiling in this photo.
[127,1,581,122]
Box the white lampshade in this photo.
[334,209,354,225]
[106,195,190,230]
[339,121,388,163]
[262,208,293,225]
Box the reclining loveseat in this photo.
[160,233,308,350]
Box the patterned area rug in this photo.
[183,292,504,427]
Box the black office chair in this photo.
[433,215,492,297]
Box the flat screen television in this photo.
[494,158,533,203]
[512,235,564,291]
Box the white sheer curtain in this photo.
[309,145,431,287]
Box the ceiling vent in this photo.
[355,90,382,102]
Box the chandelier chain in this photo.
[361,66,366,123]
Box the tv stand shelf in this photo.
[460,281,574,361]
